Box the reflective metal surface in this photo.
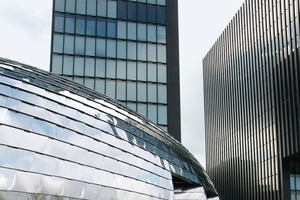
[0,57,218,199]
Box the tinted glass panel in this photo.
[127,61,136,80]
[128,2,137,21]
[85,58,95,76]
[147,5,156,23]
[75,36,85,55]
[64,35,74,54]
[86,37,96,56]
[117,61,126,79]
[157,26,166,43]
[137,43,146,61]
[138,83,146,102]
[76,0,86,14]
[157,6,166,24]
[137,103,147,116]
[54,14,64,33]
[52,54,63,74]
[138,4,146,22]
[137,62,146,81]
[148,0,156,4]
[158,105,167,125]
[127,82,136,101]
[148,63,156,82]
[137,24,146,41]
[74,56,84,75]
[107,20,116,38]
[76,16,85,35]
[84,78,94,88]
[117,21,127,39]
[147,44,156,62]
[118,1,127,19]
[53,34,64,53]
[128,22,136,40]
[95,79,105,93]
[86,18,96,36]
[107,1,117,18]
[66,0,75,13]
[106,59,116,78]
[107,40,116,58]
[63,55,73,75]
[55,0,65,12]
[96,58,105,77]
[158,84,167,103]
[117,41,126,59]
[157,64,166,83]
[127,42,136,60]
[97,0,107,17]
[147,25,156,42]
[87,0,96,16]
[96,38,106,57]
[157,0,165,5]
[148,83,157,102]
[117,81,126,100]
[157,44,166,63]
[97,19,106,37]
[65,15,75,33]
[106,80,115,98]
[148,104,157,123]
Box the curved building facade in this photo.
[0,58,218,200]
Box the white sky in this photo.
[0,0,244,167]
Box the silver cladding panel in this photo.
[0,58,218,199]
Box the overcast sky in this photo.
[0,0,244,167]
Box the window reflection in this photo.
[97,19,106,37]
[86,18,96,36]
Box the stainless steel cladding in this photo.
[0,57,218,199]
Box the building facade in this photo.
[203,0,300,199]
[0,57,218,199]
[50,0,181,141]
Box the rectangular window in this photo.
[95,58,105,77]
[137,103,147,117]
[65,15,75,33]
[137,82,146,102]
[117,80,126,100]
[128,22,137,40]
[107,20,116,38]
[86,18,96,36]
[53,34,63,53]
[75,36,85,55]
[85,37,95,56]
[148,104,157,123]
[74,56,84,75]
[147,63,156,82]
[137,62,146,81]
[157,64,166,83]
[157,44,166,63]
[118,1,127,19]
[76,16,85,35]
[157,6,166,24]
[128,2,137,21]
[106,80,116,98]
[55,0,65,12]
[85,58,95,77]
[137,43,146,61]
[84,78,94,89]
[137,3,146,22]
[95,79,105,94]
[97,0,107,17]
[158,105,167,125]
[147,25,156,42]
[64,35,74,54]
[158,84,167,103]
[127,42,137,60]
[97,19,106,37]
[117,41,127,59]
[107,1,117,18]
[147,5,156,23]
[54,14,64,33]
[117,61,126,79]
[87,0,96,16]
[66,0,75,13]
[96,38,106,57]
[157,26,166,43]
[76,0,86,15]
[117,21,127,39]
[137,23,146,41]
[107,40,116,58]
[147,44,156,62]
[157,0,165,6]
[63,55,73,75]
[52,54,63,74]
[127,82,136,101]
[148,83,157,103]
[127,61,136,80]
[106,59,116,78]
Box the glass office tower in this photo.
[203,0,300,199]
[50,0,181,141]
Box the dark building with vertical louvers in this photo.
[50,0,181,141]
[203,0,300,199]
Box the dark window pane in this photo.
[107,20,116,38]
[97,19,106,37]
[65,15,75,34]
[55,0,65,12]
[86,18,96,36]
[97,0,107,17]
[76,0,86,15]
[54,14,64,33]
[157,6,166,24]
[66,0,75,13]
[147,5,156,23]
[138,3,146,22]
[118,1,127,19]
[76,16,85,35]
[87,0,96,16]
[128,2,137,21]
